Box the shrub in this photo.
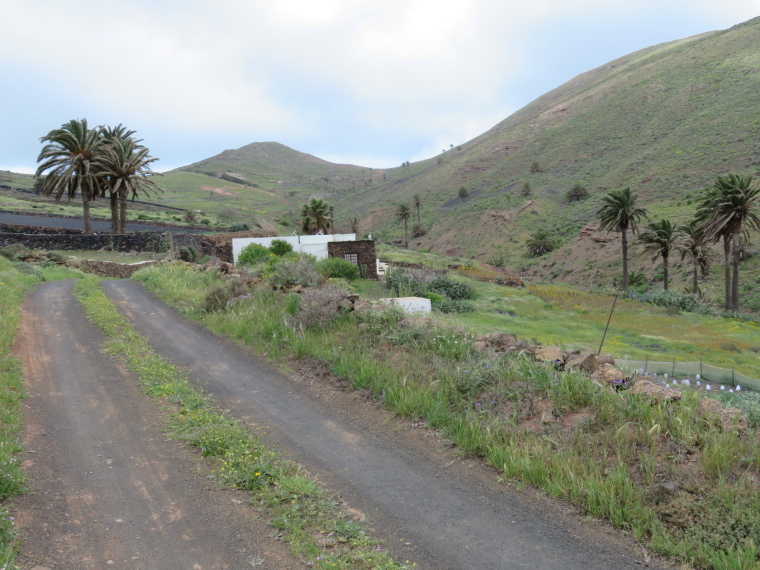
[184,211,198,223]
[625,289,714,315]
[238,243,269,266]
[269,239,294,256]
[432,298,475,313]
[200,219,211,225]
[565,183,589,202]
[12,262,44,280]
[228,223,250,233]
[178,246,199,263]
[427,276,473,300]
[317,258,360,281]
[386,271,426,297]
[291,282,351,329]
[0,244,29,261]
[411,223,427,237]
[529,161,542,174]
[268,257,323,289]
[45,250,65,264]
[203,278,249,312]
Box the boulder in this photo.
[591,363,628,386]
[534,345,564,363]
[630,379,682,402]
[697,398,748,431]
[565,352,599,374]
[597,353,615,366]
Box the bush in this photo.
[291,282,351,329]
[625,289,714,315]
[317,258,360,281]
[432,298,475,313]
[203,278,249,312]
[12,262,44,280]
[238,243,269,266]
[228,223,250,233]
[269,239,293,257]
[0,244,29,261]
[565,183,589,202]
[45,250,65,264]
[411,223,427,237]
[427,276,473,300]
[268,257,323,289]
[386,271,426,297]
[178,246,199,263]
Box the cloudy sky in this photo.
[1,1,757,173]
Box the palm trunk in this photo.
[662,253,669,291]
[416,206,420,224]
[82,192,92,234]
[110,193,119,234]
[404,219,408,249]
[621,228,628,291]
[692,254,698,294]
[731,233,741,312]
[119,188,127,234]
[723,234,732,311]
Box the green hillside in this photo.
[4,17,760,308]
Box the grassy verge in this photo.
[0,259,84,567]
[73,275,413,569]
[134,262,760,570]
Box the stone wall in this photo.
[327,240,378,280]
[66,259,160,279]
[0,231,169,252]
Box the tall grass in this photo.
[134,262,760,570]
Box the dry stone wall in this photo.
[66,259,160,279]
[327,240,378,279]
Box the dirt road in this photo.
[101,280,668,570]
[12,279,669,569]
[12,281,299,569]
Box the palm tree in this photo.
[638,219,678,291]
[695,174,760,311]
[525,229,557,257]
[412,194,423,223]
[36,118,104,234]
[98,124,137,232]
[300,198,332,234]
[395,203,412,248]
[99,136,161,234]
[596,187,648,292]
[346,216,361,234]
[676,219,713,294]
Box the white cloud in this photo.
[1,0,757,169]
[2,166,35,175]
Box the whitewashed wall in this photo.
[232,234,357,264]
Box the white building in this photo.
[232,233,357,264]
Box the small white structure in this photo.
[380,296,432,314]
[233,233,356,264]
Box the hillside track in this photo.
[11,280,299,569]
[101,279,673,570]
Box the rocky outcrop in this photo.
[630,379,682,402]
[697,398,747,431]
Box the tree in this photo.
[676,219,713,294]
[596,187,648,292]
[300,198,333,234]
[458,186,469,201]
[36,118,104,234]
[346,216,361,234]
[695,174,760,311]
[99,133,161,234]
[525,229,558,257]
[395,203,412,248]
[520,182,532,197]
[638,219,677,291]
[412,193,423,223]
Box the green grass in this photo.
[73,275,413,569]
[133,261,760,569]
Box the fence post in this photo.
[732,368,735,387]
[700,358,703,377]
[644,355,648,375]
[672,358,676,376]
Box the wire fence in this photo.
[617,358,760,392]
